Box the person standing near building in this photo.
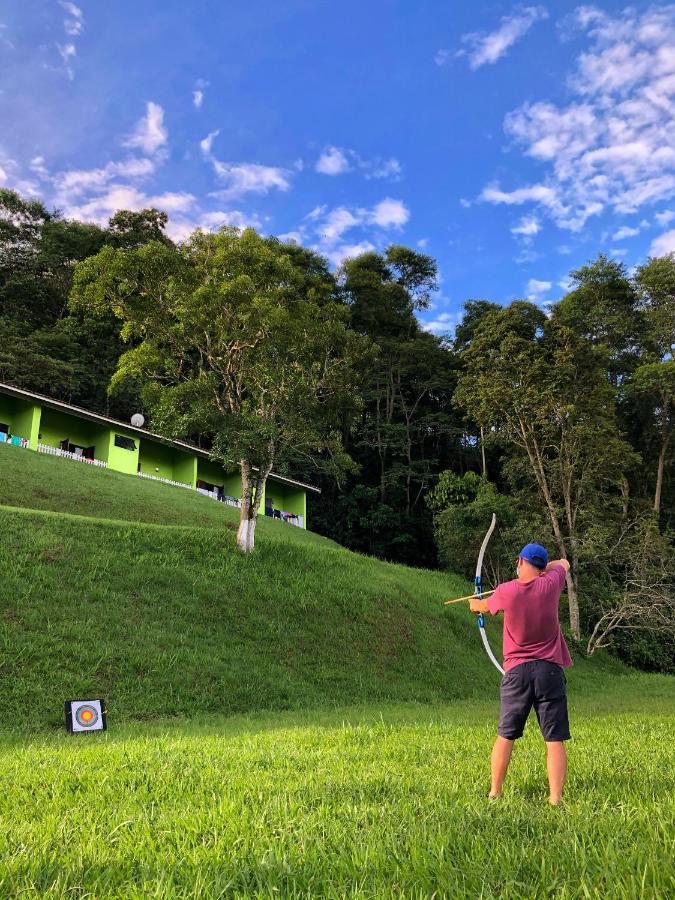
[470,544,572,806]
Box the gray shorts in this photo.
[498,660,571,742]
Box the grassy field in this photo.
[0,443,673,897]
[1,694,673,898]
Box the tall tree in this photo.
[633,255,675,516]
[70,228,369,552]
[454,301,637,641]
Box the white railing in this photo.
[266,511,304,528]
[38,443,107,467]
[0,434,29,448]
[138,471,192,490]
[196,487,242,508]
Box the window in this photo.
[114,434,136,451]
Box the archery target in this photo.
[66,699,106,733]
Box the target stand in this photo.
[64,699,107,734]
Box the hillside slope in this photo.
[0,445,625,730]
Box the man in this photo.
[470,544,572,806]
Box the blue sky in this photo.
[1,1,674,333]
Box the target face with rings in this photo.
[65,699,107,733]
[75,705,99,727]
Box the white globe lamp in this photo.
[130,413,145,428]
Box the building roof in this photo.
[0,382,321,495]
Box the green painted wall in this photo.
[107,430,140,475]
[139,440,176,481]
[265,480,307,527]
[222,471,242,499]
[138,439,196,486]
[0,397,41,446]
[173,453,197,488]
[39,409,110,461]
[197,458,227,489]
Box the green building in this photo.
[0,382,319,529]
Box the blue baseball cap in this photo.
[519,543,548,569]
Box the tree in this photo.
[317,246,459,566]
[454,301,638,641]
[633,255,675,516]
[584,517,675,658]
[70,227,369,552]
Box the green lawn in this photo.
[1,694,673,898]
[0,443,673,897]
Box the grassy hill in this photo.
[1,443,674,897]
[0,443,641,731]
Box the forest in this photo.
[1,187,673,671]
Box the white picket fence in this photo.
[37,443,107,467]
[138,471,193,490]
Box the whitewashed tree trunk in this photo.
[236,515,257,553]
[236,457,273,553]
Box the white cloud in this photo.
[192,78,208,109]
[511,214,541,239]
[199,130,291,199]
[200,130,220,154]
[650,229,675,257]
[417,238,429,248]
[434,49,450,66]
[123,102,168,155]
[612,224,640,240]
[293,198,411,268]
[558,277,573,291]
[364,157,402,180]
[60,2,84,36]
[526,278,552,300]
[277,230,305,244]
[57,42,76,80]
[481,182,559,207]
[369,197,409,229]
[210,161,291,200]
[315,146,402,180]
[557,244,572,255]
[319,207,363,243]
[53,158,156,201]
[460,6,548,69]
[480,6,675,232]
[610,248,628,256]
[655,209,675,226]
[422,311,458,336]
[321,241,377,268]
[29,156,49,178]
[316,146,351,176]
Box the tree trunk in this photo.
[236,459,255,552]
[236,457,274,553]
[654,427,670,514]
[480,425,487,478]
[518,419,581,640]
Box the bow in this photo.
[475,513,504,675]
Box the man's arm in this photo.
[469,597,490,613]
[545,558,570,574]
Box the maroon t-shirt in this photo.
[487,563,573,672]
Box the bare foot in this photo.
[548,796,562,806]
[488,792,502,801]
